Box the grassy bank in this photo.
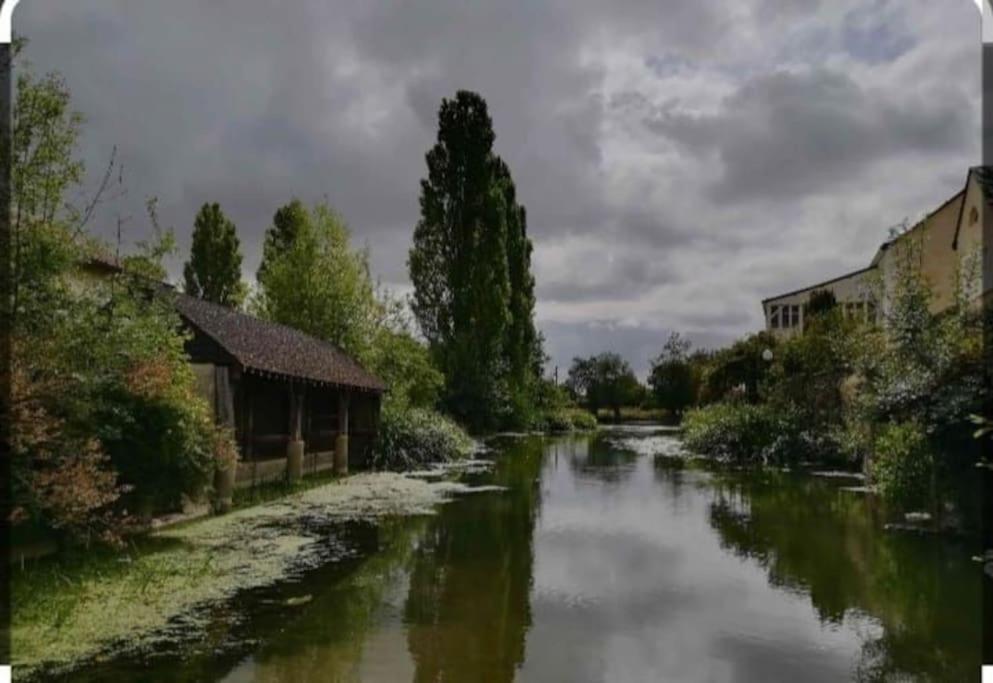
[12,470,499,679]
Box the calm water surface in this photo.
[82,426,982,682]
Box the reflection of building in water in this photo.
[762,167,992,338]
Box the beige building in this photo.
[762,167,990,339]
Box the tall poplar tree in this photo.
[257,197,309,281]
[409,91,540,429]
[495,158,541,395]
[182,202,245,307]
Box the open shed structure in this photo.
[174,294,386,487]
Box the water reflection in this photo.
[63,428,983,682]
[707,472,982,681]
[403,437,543,682]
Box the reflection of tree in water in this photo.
[226,519,426,682]
[707,472,981,682]
[404,437,545,683]
[563,432,638,484]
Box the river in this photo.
[72,425,982,682]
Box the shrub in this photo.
[682,402,780,464]
[371,404,475,470]
[871,421,935,509]
[543,407,598,433]
[566,408,598,431]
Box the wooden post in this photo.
[245,375,256,486]
[212,365,236,512]
[287,383,304,483]
[334,389,350,475]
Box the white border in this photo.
[0,0,22,44]
[983,665,993,683]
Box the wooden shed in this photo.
[173,294,386,488]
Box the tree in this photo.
[566,352,641,421]
[409,90,540,430]
[806,289,837,320]
[496,159,541,385]
[701,332,777,404]
[254,201,381,360]
[182,202,245,307]
[258,198,309,281]
[648,333,695,418]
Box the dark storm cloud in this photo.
[645,67,973,203]
[15,0,980,375]
[537,252,676,304]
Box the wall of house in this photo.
[955,174,987,307]
[762,267,877,339]
[875,190,965,316]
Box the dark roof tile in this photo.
[173,293,385,392]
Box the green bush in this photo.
[871,421,934,509]
[371,404,475,470]
[566,408,598,431]
[543,407,598,433]
[682,402,780,464]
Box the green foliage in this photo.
[258,198,309,281]
[806,288,837,319]
[543,407,599,433]
[371,404,475,471]
[365,324,445,410]
[682,402,779,464]
[10,54,224,545]
[765,311,852,433]
[409,90,541,431]
[254,202,380,361]
[11,64,84,235]
[648,333,696,418]
[566,352,642,420]
[182,202,245,307]
[871,421,934,509]
[849,236,985,440]
[700,332,777,404]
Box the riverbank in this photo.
[12,466,500,679]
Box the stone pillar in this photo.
[334,390,350,475]
[287,383,305,483]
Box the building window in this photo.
[769,305,781,329]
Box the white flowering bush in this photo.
[371,403,475,470]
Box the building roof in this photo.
[174,293,386,392]
[760,265,876,305]
[79,257,386,392]
[952,165,993,250]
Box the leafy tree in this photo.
[10,50,226,544]
[409,90,540,430]
[701,332,777,403]
[806,289,837,320]
[182,202,245,306]
[648,333,696,418]
[254,201,380,360]
[566,352,641,421]
[495,158,542,419]
[365,293,445,410]
[258,197,309,281]
[10,46,84,328]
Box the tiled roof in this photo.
[173,293,386,392]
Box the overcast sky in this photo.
[17,0,980,378]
